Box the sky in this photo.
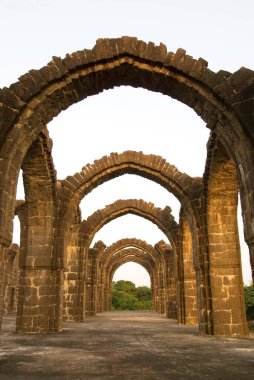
[0,0,253,286]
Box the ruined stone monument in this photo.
[0,37,253,336]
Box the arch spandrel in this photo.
[82,199,179,249]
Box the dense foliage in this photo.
[244,284,254,320]
[112,280,152,310]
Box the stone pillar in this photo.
[158,272,165,314]
[84,248,98,316]
[17,267,63,333]
[96,259,104,313]
[155,242,177,319]
[94,242,106,313]
[209,260,248,336]
[107,278,113,311]
[207,147,248,336]
[180,217,199,325]
[16,203,62,333]
[63,214,84,322]
[154,276,160,313]
[0,242,10,330]
[150,277,156,311]
[177,254,185,324]
[165,251,177,319]
[3,244,20,315]
[103,276,111,311]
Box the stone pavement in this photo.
[0,311,253,379]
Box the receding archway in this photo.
[1,37,253,336]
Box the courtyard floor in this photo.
[0,311,254,379]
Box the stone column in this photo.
[96,259,104,313]
[207,148,248,336]
[154,275,160,313]
[165,251,177,319]
[16,203,62,333]
[84,248,98,316]
[63,214,84,322]
[106,280,112,311]
[94,242,106,313]
[103,275,111,311]
[180,217,199,325]
[3,244,20,315]
[0,242,10,330]
[158,272,165,314]
[150,277,156,311]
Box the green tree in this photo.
[134,286,151,301]
[113,280,136,293]
[111,281,152,310]
[244,284,254,320]
[112,289,138,310]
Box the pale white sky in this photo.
[1,0,253,285]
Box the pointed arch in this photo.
[82,199,178,249]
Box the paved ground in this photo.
[0,311,254,380]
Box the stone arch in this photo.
[58,152,200,274]
[101,241,163,314]
[1,36,254,247]
[101,238,164,262]
[57,154,198,323]
[0,37,253,335]
[108,248,156,275]
[82,199,179,249]
[108,252,156,313]
[102,238,163,269]
[108,248,156,287]
[97,238,173,316]
[100,237,170,299]
[203,137,248,335]
[60,151,200,210]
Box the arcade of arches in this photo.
[0,36,254,337]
